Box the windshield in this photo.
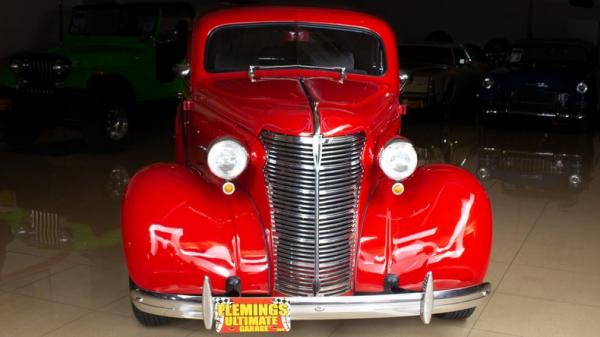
[70,7,158,36]
[508,45,591,69]
[205,24,386,76]
[398,46,453,66]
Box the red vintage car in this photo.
[122,6,492,333]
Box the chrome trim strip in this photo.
[302,79,324,295]
[300,79,320,136]
[312,133,323,295]
[130,277,491,324]
[484,109,585,120]
[248,65,346,83]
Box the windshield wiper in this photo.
[248,65,347,83]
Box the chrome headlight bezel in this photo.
[378,138,418,182]
[482,77,494,90]
[576,82,588,94]
[207,138,249,181]
[52,59,71,77]
[9,58,27,74]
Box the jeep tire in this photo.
[83,90,132,151]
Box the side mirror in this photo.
[173,63,190,80]
[400,73,409,92]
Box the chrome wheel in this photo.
[104,106,129,141]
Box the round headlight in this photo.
[52,59,70,76]
[576,82,588,94]
[207,138,249,180]
[9,59,23,73]
[379,138,418,181]
[482,77,494,90]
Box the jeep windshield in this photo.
[70,5,158,36]
[205,24,386,76]
[398,46,453,66]
[508,44,592,69]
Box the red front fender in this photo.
[122,164,270,295]
[355,164,492,293]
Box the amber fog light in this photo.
[392,182,405,195]
[222,182,236,195]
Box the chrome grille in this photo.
[261,131,365,297]
[498,155,564,173]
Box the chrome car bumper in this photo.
[130,273,491,329]
[483,109,586,120]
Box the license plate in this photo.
[214,297,291,333]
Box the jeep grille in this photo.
[21,55,55,94]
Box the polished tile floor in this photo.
[1,113,599,337]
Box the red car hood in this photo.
[202,76,399,137]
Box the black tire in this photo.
[82,90,132,152]
[132,303,170,326]
[3,103,43,150]
[435,307,476,320]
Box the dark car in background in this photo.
[479,39,599,126]
[399,43,489,118]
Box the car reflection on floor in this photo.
[476,124,596,193]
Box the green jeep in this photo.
[0,2,194,149]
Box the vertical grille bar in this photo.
[261,131,365,297]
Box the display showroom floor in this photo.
[1,112,599,337]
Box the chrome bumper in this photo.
[131,273,491,329]
[483,109,585,120]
